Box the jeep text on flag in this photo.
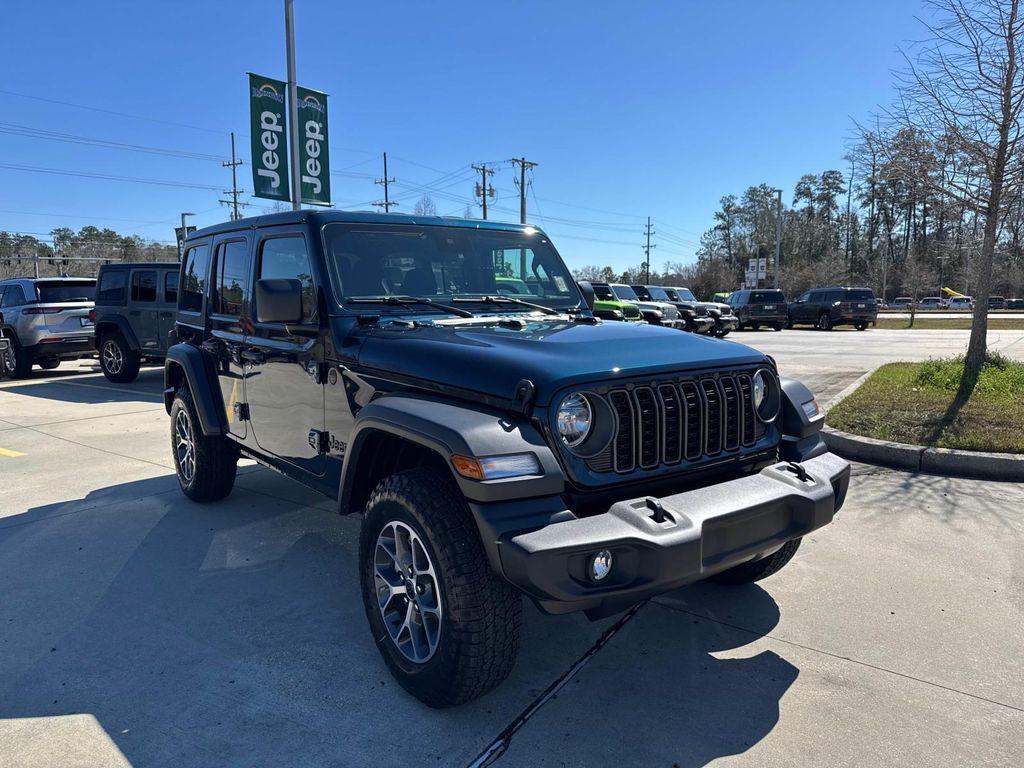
[296,86,330,206]
[248,73,290,202]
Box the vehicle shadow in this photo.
[0,471,795,767]
[0,368,164,406]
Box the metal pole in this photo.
[519,160,527,224]
[33,253,39,279]
[230,132,240,220]
[383,152,390,210]
[773,188,783,289]
[284,0,301,211]
[481,164,488,220]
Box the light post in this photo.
[771,188,783,289]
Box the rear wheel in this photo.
[785,316,794,329]
[170,388,238,502]
[752,323,761,331]
[710,538,802,585]
[360,467,522,707]
[817,313,833,331]
[772,323,783,331]
[855,322,867,331]
[99,332,141,383]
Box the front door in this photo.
[208,236,252,439]
[129,270,161,352]
[242,229,325,476]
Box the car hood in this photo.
[353,316,769,406]
[635,300,679,318]
[701,301,734,314]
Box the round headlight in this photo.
[752,369,780,422]
[556,393,592,447]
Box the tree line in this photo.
[0,227,178,280]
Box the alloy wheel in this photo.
[174,409,196,483]
[373,520,443,663]
[102,340,124,375]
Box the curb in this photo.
[820,369,1024,481]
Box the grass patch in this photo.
[874,317,1024,330]
[827,355,1024,453]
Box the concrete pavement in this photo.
[1,331,1022,767]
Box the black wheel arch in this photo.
[163,343,228,436]
[94,313,140,353]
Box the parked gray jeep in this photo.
[164,211,850,707]
[94,262,180,382]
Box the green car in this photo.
[590,282,643,322]
[712,291,732,303]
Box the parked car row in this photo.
[585,282,738,336]
[887,294,1023,310]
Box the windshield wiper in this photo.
[451,294,560,316]
[345,295,474,318]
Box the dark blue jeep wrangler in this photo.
[164,211,850,707]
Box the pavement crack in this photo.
[651,600,1023,713]
[466,602,646,768]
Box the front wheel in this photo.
[170,388,238,502]
[771,323,783,332]
[710,538,802,585]
[817,313,833,331]
[99,333,141,383]
[855,322,867,331]
[360,467,522,707]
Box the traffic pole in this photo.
[284,0,302,211]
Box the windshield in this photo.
[593,284,616,301]
[647,286,670,301]
[611,284,639,301]
[323,223,580,311]
[36,281,95,303]
[673,287,696,301]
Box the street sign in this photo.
[296,86,330,206]
[248,73,291,202]
[174,226,196,258]
[757,258,767,279]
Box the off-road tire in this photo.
[170,388,238,502]
[817,313,833,331]
[360,467,522,707]
[710,538,802,585]
[99,332,141,383]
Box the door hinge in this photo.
[308,429,329,454]
[233,402,250,422]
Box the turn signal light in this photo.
[452,453,541,481]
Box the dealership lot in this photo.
[1,328,1022,767]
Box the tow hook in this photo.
[644,497,672,524]
[784,461,810,482]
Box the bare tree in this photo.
[896,0,1024,377]
[413,194,437,217]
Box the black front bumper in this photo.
[494,452,850,616]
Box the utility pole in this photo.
[284,0,301,211]
[373,152,398,212]
[773,188,783,289]
[221,131,245,220]
[510,157,538,223]
[845,157,854,273]
[642,217,656,284]
[472,163,495,219]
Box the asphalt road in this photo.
[0,328,1021,767]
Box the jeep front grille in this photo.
[589,372,766,475]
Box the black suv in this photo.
[164,211,849,707]
[93,263,180,382]
[728,289,788,331]
[788,286,877,330]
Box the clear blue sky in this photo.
[1,0,923,272]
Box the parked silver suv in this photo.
[0,277,96,377]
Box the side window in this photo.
[97,270,127,304]
[0,286,7,308]
[214,240,251,316]
[164,272,178,304]
[825,290,842,303]
[257,236,316,322]
[131,271,158,303]
[180,243,211,313]
[797,292,811,303]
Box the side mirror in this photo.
[577,280,596,310]
[255,278,303,324]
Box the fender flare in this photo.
[93,313,140,353]
[338,394,565,511]
[163,343,227,436]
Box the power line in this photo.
[0,122,228,162]
[0,162,224,191]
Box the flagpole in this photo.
[284,0,301,211]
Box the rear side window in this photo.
[1,284,28,307]
[824,290,843,303]
[97,270,126,304]
[37,281,95,303]
[131,271,158,303]
[257,236,316,322]
[845,289,875,301]
[214,240,251,316]
[164,272,178,304]
[180,243,211,313]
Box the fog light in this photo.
[589,550,613,582]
